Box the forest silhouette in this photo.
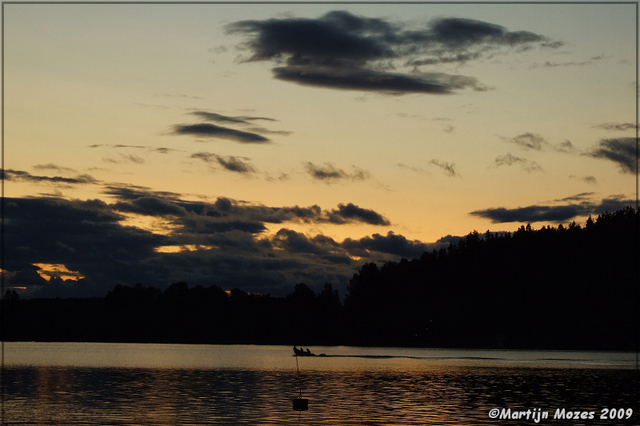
[2,207,637,350]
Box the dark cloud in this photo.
[471,205,587,224]
[226,11,396,65]
[214,156,256,173]
[272,67,486,94]
[433,234,464,248]
[594,122,638,132]
[426,17,548,48]
[305,162,371,182]
[184,111,291,138]
[494,153,544,172]
[328,203,390,226]
[106,192,268,235]
[113,196,188,217]
[272,229,329,255]
[585,137,636,174]
[226,11,558,94]
[1,169,100,186]
[172,123,270,143]
[271,228,433,265]
[191,152,257,173]
[343,231,429,259]
[430,159,459,177]
[469,194,634,223]
[103,185,184,202]
[104,185,388,228]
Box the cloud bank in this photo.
[2,191,408,299]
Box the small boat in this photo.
[293,346,316,357]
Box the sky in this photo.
[2,2,637,298]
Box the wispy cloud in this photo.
[529,55,607,69]
[304,162,371,183]
[88,144,181,154]
[120,154,145,164]
[506,132,547,151]
[191,152,257,173]
[397,163,430,174]
[503,132,576,153]
[156,92,204,100]
[189,111,277,125]
[569,175,598,185]
[2,169,100,186]
[594,122,638,132]
[32,163,78,173]
[494,153,544,172]
[430,159,459,177]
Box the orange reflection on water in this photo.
[34,366,75,425]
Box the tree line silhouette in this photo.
[2,207,637,350]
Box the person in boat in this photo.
[305,348,311,355]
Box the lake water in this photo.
[2,343,637,425]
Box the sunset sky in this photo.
[3,2,637,298]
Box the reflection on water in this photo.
[2,344,637,425]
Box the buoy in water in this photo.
[292,351,309,411]
[292,398,309,411]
